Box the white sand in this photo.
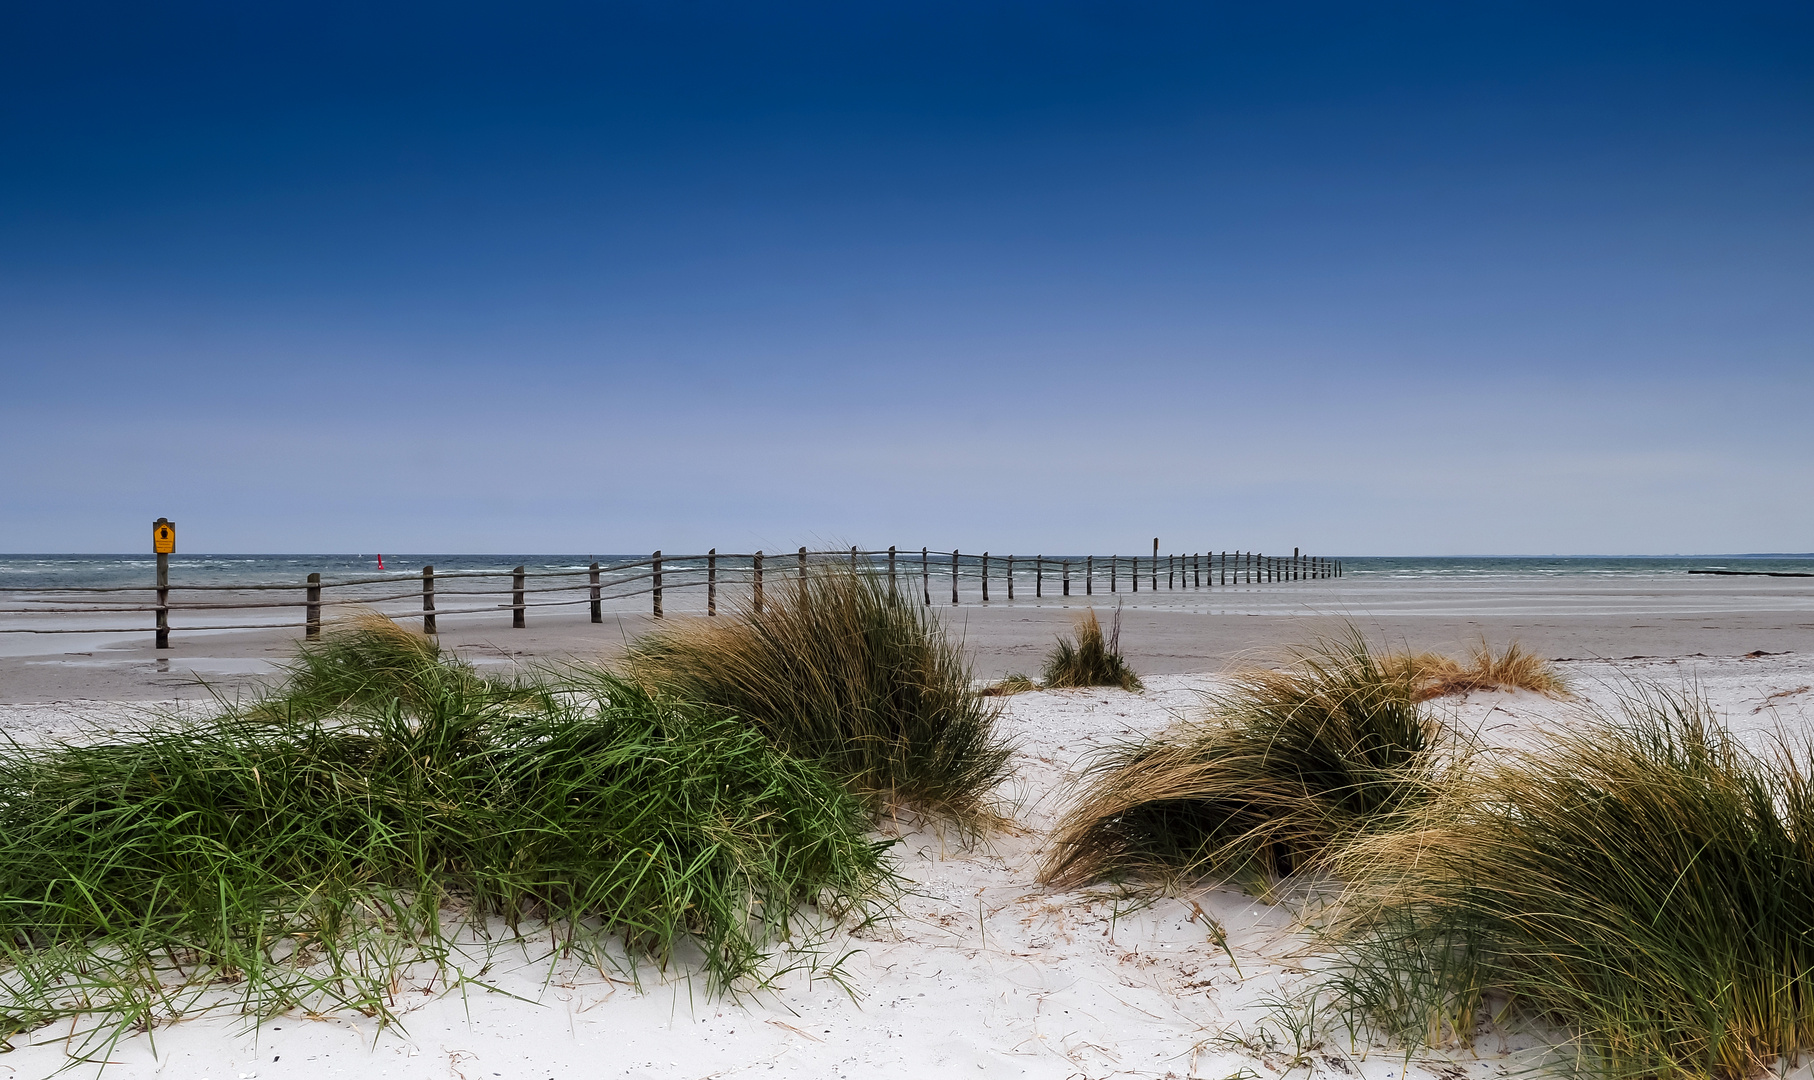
[2,654,1812,1080]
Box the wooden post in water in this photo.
[981,552,989,602]
[152,517,174,649]
[423,565,437,634]
[306,572,321,640]
[1152,538,1159,591]
[1006,555,1014,600]
[649,554,662,619]
[589,562,602,622]
[707,550,717,615]
[1168,554,1174,590]
[922,547,930,606]
[754,551,764,613]
[1062,560,1071,596]
[1132,554,1138,592]
[1085,555,1093,595]
[951,550,959,606]
[1036,556,1043,598]
[513,565,527,627]
[155,554,170,650]
[1110,555,1117,592]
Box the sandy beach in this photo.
[2,572,1813,1079]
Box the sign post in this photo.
[152,518,175,649]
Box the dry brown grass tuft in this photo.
[981,673,1040,697]
[1379,641,1567,700]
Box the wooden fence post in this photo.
[798,547,807,582]
[651,553,662,618]
[982,552,989,602]
[423,565,437,634]
[1062,560,1070,596]
[1085,555,1093,595]
[1168,554,1174,590]
[156,552,170,650]
[1006,555,1014,600]
[888,546,897,594]
[708,550,717,616]
[306,572,321,640]
[754,551,764,613]
[1036,556,1043,598]
[1110,555,1117,593]
[513,565,527,627]
[951,550,959,606]
[590,561,603,622]
[1152,538,1159,591]
[922,547,930,606]
[851,545,858,571]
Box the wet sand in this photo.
[4,571,1812,702]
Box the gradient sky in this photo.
[3,2,1810,555]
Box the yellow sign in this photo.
[153,518,175,554]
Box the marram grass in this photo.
[628,565,1012,823]
[1376,640,1568,701]
[1042,632,1443,890]
[1327,685,1814,1080]
[0,620,895,1057]
[1042,609,1143,692]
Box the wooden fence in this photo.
[0,545,1340,648]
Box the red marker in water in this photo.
[377,553,384,570]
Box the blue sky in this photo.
[3,2,1810,555]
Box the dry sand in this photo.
[2,649,1813,1079]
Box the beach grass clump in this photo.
[1042,632,1441,890]
[1042,609,1142,691]
[1328,686,1814,1079]
[981,673,1040,697]
[1378,640,1567,700]
[627,565,1012,822]
[0,621,894,1052]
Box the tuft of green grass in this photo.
[1041,609,1142,691]
[628,565,1012,823]
[0,620,894,1056]
[1042,631,1442,890]
[1327,685,1814,1080]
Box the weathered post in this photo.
[1110,555,1117,592]
[707,550,717,616]
[888,546,897,594]
[423,565,437,634]
[754,551,764,613]
[1168,554,1174,590]
[514,565,527,627]
[851,545,858,571]
[152,517,174,649]
[1294,547,1300,581]
[1062,560,1071,596]
[1085,555,1093,595]
[1132,554,1139,592]
[306,572,321,640]
[951,550,959,606]
[1152,538,1159,591]
[1006,555,1015,599]
[798,546,807,582]
[982,552,990,602]
[922,547,930,606]
[1036,556,1043,598]
[650,553,663,618]
[589,561,603,622]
